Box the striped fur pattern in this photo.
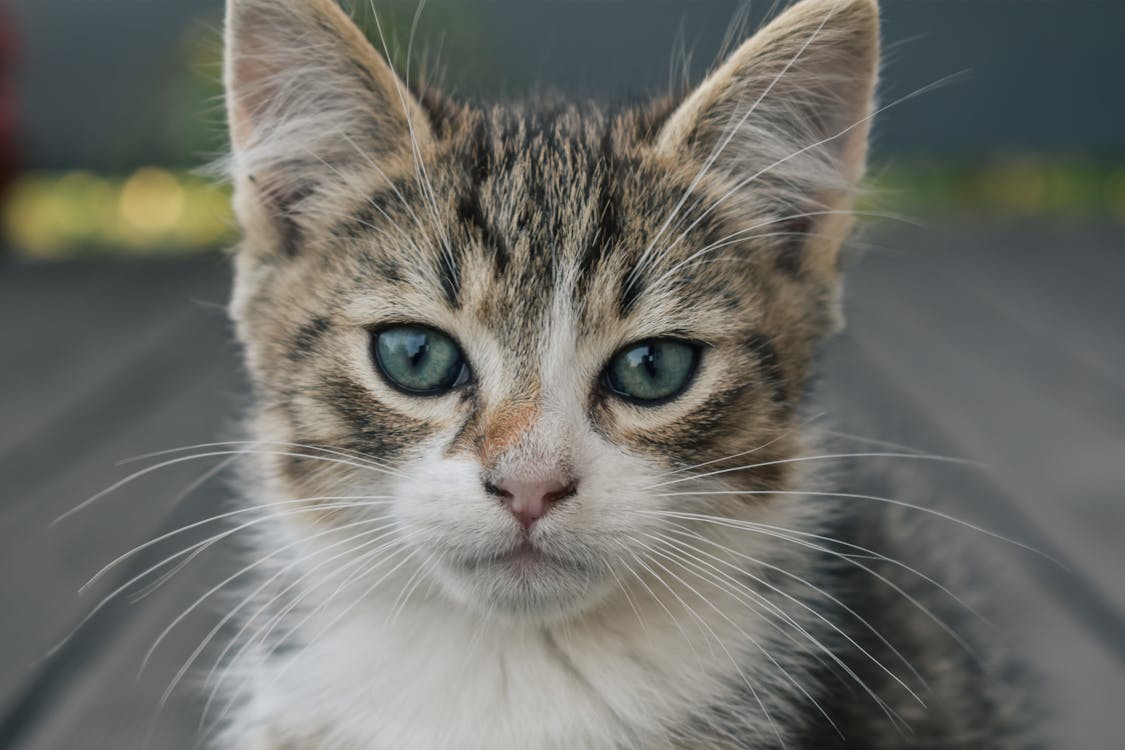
[217,0,1037,747]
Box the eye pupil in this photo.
[373,325,469,396]
[408,338,428,368]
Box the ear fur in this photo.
[223,0,432,257]
[658,0,880,284]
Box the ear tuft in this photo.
[223,0,432,256]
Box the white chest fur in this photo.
[229,563,798,750]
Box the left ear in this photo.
[657,0,880,284]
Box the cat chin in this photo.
[429,554,616,623]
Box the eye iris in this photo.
[608,339,698,403]
[374,325,466,394]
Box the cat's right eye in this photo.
[371,325,470,396]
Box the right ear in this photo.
[224,0,433,257]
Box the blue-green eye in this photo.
[372,325,470,396]
[604,338,701,404]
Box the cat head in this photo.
[223,0,879,620]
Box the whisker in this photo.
[653,71,971,267]
[647,528,926,706]
[161,521,404,708]
[628,1,841,298]
[635,537,852,735]
[46,500,396,661]
[386,550,434,627]
[629,547,792,747]
[662,522,928,690]
[202,530,408,729]
[267,544,418,686]
[664,413,825,477]
[119,439,403,475]
[607,554,650,635]
[367,2,457,283]
[83,496,396,593]
[653,488,1051,562]
[638,509,983,659]
[140,515,397,678]
[816,428,942,455]
[56,449,404,524]
[613,541,709,666]
[644,451,982,490]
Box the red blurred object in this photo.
[0,6,19,202]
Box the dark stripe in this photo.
[252,169,315,257]
[577,125,619,285]
[458,119,509,279]
[319,376,430,460]
[436,252,462,308]
[457,195,506,277]
[745,333,788,404]
[619,268,644,317]
[775,214,812,276]
[288,316,331,362]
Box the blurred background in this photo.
[4,0,1125,256]
[1,1,1122,748]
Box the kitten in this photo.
[216,0,1037,747]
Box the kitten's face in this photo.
[224,0,878,620]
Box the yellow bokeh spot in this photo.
[979,156,1050,216]
[119,167,186,236]
[1104,168,1125,224]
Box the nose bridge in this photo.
[479,398,540,468]
[478,299,578,478]
[479,394,572,479]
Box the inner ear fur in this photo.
[657,0,880,284]
[223,0,434,256]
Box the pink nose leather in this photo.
[489,477,577,529]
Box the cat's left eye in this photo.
[603,338,701,405]
[371,325,470,396]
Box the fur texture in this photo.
[214,0,1037,747]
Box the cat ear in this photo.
[223,0,433,256]
[657,0,879,281]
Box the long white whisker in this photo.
[664,413,826,477]
[209,539,415,731]
[613,543,708,666]
[655,487,1050,561]
[647,528,925,708]
[640,509,982,659]
[56,449,404,524]
[203,530,407,729]
[662,522,928,690]
[607,554,649,635]
[140,515,396,677]
[83,496,396,592]
[268,544,418,686]
[629,548,789,747]
[644,451,981,490]
[161,521,404,707]
[47,500,395,662]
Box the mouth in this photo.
[436,537,612,618]
[457,540,591,576]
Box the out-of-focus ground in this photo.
[0,220,1123,749]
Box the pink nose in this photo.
[486,477,577,529]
